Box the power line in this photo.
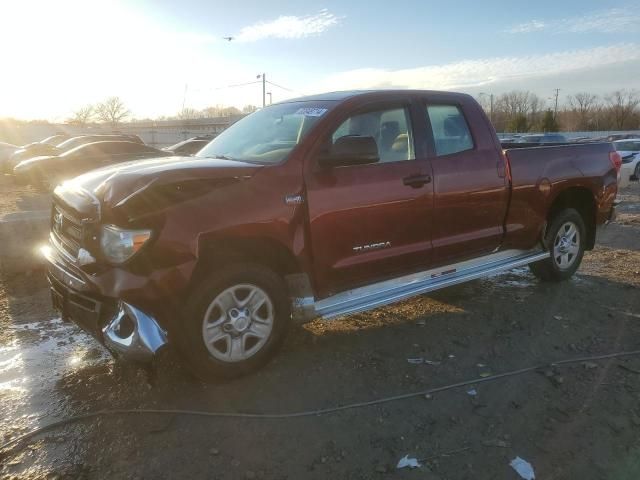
[266,80,302,95]
[188,81,262,94]
[212,80,262,91]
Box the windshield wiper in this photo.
[206,154,236,161]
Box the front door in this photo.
[304,102,434,297]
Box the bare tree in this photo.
[177,107,201,120]
[68,105,94,126]
[201,105,242,118]
[605,90,640,130]
[497,91,533,117]
[567,93,600,130]
[528,93,545,129]
[242,105,258,114]
[95,97,130,126]
[494,91,544,132]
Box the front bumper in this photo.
[44,243,168,362]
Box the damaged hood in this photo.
[53,156,262,218]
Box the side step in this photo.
[313,249,549,320]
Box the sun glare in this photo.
[0,0,259,120]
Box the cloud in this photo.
[315,44,640,93]
[506,7,640,34]
[235,9,340,42]
[505,20,546,34]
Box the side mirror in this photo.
[319,135,379,168]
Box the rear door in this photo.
[304,99,434,297]
[422,97,509,265]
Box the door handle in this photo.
[403,174,432,188]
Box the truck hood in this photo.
[54,156,263,219]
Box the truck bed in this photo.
[501,141,617,250]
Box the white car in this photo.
[0,141,18,171]
[614,139,640,189]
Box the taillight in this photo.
[609,151,622,172]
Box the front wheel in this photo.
[176,263,291,380]
[529,208,586,282]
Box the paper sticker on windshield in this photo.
[295,107,328,117]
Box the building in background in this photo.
[0,115,245,147]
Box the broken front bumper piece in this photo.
[103,302,167,362]
[44,244,167,362]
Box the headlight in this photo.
[100,225,152,264]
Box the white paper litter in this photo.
[406,357,441,365]
[467,388,478,396]
[510,456,535,480]
[396,455,421,469]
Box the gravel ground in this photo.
[0,182,639,480]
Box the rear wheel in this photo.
[176,263,290,380]
[634,163,640,181]
[529,208,586,282]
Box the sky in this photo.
[1,0,639,121]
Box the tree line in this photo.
[169,104,259,121]
[479,89,640,133]
[67,89,640,133]
[69,100,260,126]
[68,97,130,127]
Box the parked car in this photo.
[607,134,638,142]
[614,139,640,188]
[4,135,71,172]
[163,137,212,156]
[514,133,568,144]
[44,90,618,380]
[14,141,171,189]
[38,134,72,146]
[7,134,144,172]
[0,141,18,168]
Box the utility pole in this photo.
[256,73,266,107]
[489,93,494,124]
[553,88,560,118]
[479,92,494,124]
[181,84,188,112]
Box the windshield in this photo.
[615,141,640,152]
[197,101,335,164]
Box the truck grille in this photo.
[51,204,84,258]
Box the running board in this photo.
[309,249,549,320]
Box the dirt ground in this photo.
[1,182,639,480]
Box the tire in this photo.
[529,208,586,282]
[175,263,291,380]
[634,163,640,181]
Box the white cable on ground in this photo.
[1,349,639,458]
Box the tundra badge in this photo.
[285,194,304,205]
[353,241,391,253]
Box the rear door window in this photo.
[426,105,474,156]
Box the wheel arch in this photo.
[547,186,597,249]
[189,236,305,295]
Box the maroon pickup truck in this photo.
[43,90,619,379]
